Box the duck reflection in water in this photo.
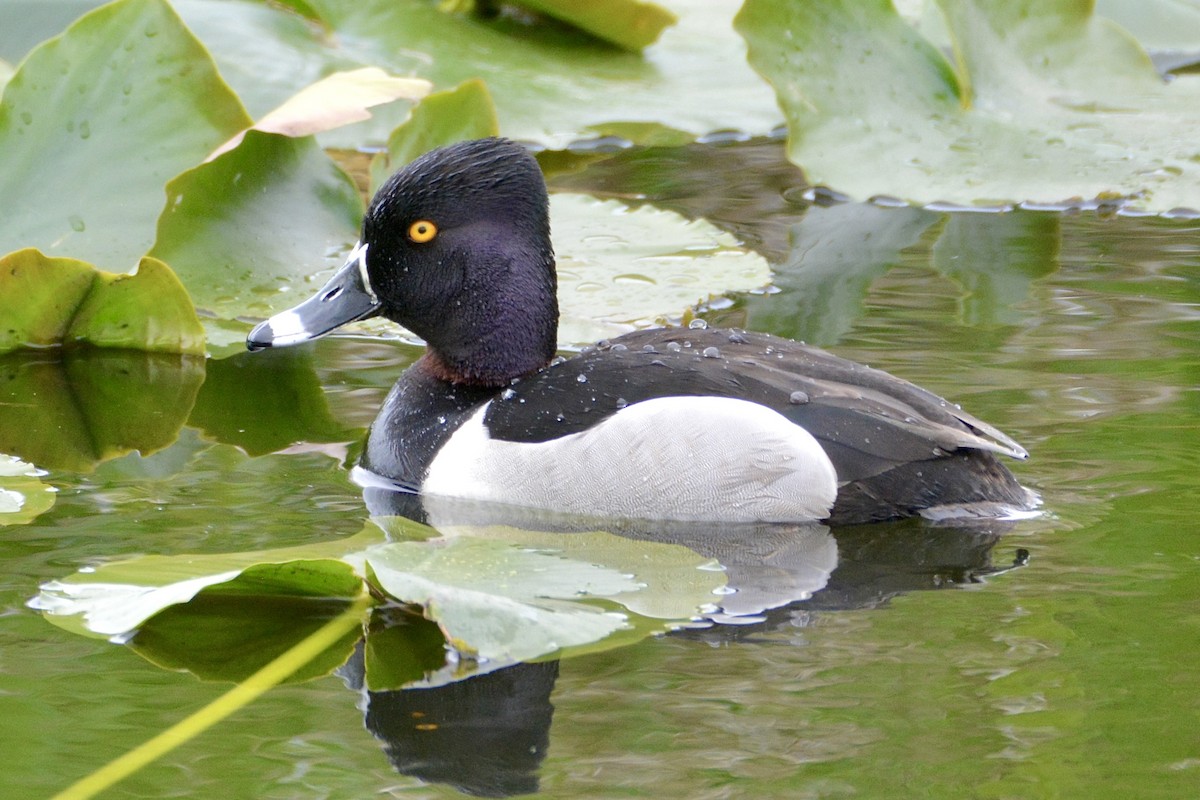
[337,486,1027,797]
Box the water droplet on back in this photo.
[702,346,720,359]
[789,391,809,405]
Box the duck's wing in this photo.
[483,328,1027,489]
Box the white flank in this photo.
[422,396,838,522]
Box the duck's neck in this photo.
[416,265,558,387]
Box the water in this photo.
[2,141,1199,798]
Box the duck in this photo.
[247,137,1034,525]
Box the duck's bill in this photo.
[246,243,380,351]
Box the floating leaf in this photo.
[369,79,500,195]
[0,454,56,526]
[208,67,431,160]
[0,348,204,472]
[149,130,363,330]
[32,526,385,639]
[736,0,1200,210]
[0,0,250,267]
[513,0,678,51]
[362,538,634,662]
[170,0,781,150]
[0,249,204,354]
[551,194,770,343]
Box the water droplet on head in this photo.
[549,355,566,366]
[666,341,682,352]
[641,344,658,354]
[501,388,517,400]
[68,215,85,232]
[615,397,628,409]
[610,343,627,352]
[688,319,708,330]
[702,346,720,359]
[789,390,809,405]
[727,331,748,344]
[576,373,588,384]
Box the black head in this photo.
[248,138,558,386]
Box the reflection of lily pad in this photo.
[188,346,357,455]
[0,348,205,472]
[0,455,56,526]
[736,0,1200,210]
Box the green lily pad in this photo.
[0,0,250,268]
[0,348,205,472]
[32,525,385,639]
[0,249,204,354]
[551,194,771,344]
[736,0,1200,211]
[369,79,500,195]
[512,0,678,51]
[172,0,781,150]
[362,538,636,663]
[149,128,363,331]
[0,454,56,526]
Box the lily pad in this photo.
[369,79,500,195]
[736,0,1200,211]
[0,249,204,354]
[173,0,782,150]
[32,525,386,639]
[0,0,250,268]
[149,129,364,331]
[512,0,678,51]
[207,67,430,160]
[551,194,771,343]
[0,348,205,472]
[0,454,56,526]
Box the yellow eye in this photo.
[408,220,438,243]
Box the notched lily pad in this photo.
[0,454,56,526]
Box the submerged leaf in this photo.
[0,0,250,266]
[0,249,204,354]
[736,0,1200,210]
[0,454,56,526]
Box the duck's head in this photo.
[247,137,559,386]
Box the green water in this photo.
[2,142,1198,798]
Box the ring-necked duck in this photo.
[248,137,1034,524]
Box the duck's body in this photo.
[248,138,1033,524]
